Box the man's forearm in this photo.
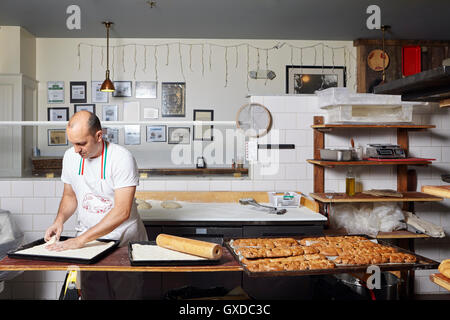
[54,193,78,225]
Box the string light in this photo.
[76,41,357,88]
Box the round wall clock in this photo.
[367,49,390,72]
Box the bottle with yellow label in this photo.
[345,167,355,196]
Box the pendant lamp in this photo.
[100,21,115,92]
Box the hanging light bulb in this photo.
[100,21,115,92]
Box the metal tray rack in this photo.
[224,234,440,277]
[7,236,120,265]
[128,241,222,267]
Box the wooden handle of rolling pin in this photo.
[156,234,223,260]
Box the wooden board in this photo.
[326,228,429,239]
[135,191,271,203]
[136,191,320,213]
[421,185,450,198]
[376,230,429,239]
[309,192,443,203]
[0,246,242,272]
[430,273,450,291]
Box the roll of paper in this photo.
[156,234,222,260]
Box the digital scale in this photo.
[365,144,406,159]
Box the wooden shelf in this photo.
[311,124,435,131]
[376,230,430,239]
[138,168,248,176]
[307,159,432,168]
[309,192,443,203]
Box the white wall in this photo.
[0,27,21,74]
[35,38,356,168]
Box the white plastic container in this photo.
[324,104,413,123]
[268,192,300,208]
[315,87,422,123]
[316,87,401,108]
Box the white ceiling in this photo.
[1,0,450,40]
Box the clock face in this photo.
[368,49,390,71]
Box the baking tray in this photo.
[7,236,120,265]
[128,241,222,266]
[224,234,440,277]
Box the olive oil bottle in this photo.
[345,167,355,196]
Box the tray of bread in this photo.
[224,235,439,277]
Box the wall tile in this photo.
[32,215,56,232]
[33,181,55,197]
[209,180,232,191]
[274,180,297,192]
[187,180,210,191]
[1,198,23,214]
[45,198,61,214]
[251,180,275,191]
[165,181,188,191]
[23,198,45,214]
[55,181,64,197]
[231,180,253,191]
[142,180,166,191]
[0,181,11,197]
[11,181,33,197]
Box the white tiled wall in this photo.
[1,95,450,298]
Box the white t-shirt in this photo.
[61,141,147,246]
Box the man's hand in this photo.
[44,222,64,242]
[45,237,85,251]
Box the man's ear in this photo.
[96,130,103,142]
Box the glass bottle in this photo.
[345,167,356,196]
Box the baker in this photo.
[44,110,148,299]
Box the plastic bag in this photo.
[329,202,406,237]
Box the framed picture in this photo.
[102,105,118,121]
[102,127,119,144]
[74,104,96,114]
[48,129,68,146]
[112,81,132,97]
[193,109,214,141]
[70,81,87,103]
[136,81,157,99]
[168,127,190,144]
[146,125,166,142]
[91,81,109,103]
[124,125,141,145]
[286,66,346,94]
[47,81,64,104]
[47,107,69,121]
[161,82,185,117]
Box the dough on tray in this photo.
[15,240,115,260]
[137,201,152,210]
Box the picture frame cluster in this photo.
[46,80,214,146]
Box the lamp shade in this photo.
[100,77,115,92]
[100,70,115,92]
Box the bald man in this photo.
[45,111,148,299]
